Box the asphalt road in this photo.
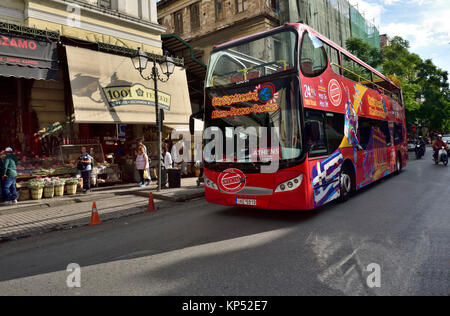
[0,149,448,296]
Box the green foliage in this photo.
[380,36,450,132]
[341,35,449,132]
[27,179,45,190]
[345,37,382,68]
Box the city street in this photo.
[0,149,448,296]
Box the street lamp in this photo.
[132,48,181,192]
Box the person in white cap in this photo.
[432,135,448,163]
[2,147,18,205]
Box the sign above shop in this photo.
[66,46,191,125]
[0,32,58,80]
[102,83,171,110]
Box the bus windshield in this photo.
[204,79,303,165]
[206,30,297,88]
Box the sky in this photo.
[155,0,449,73]
[348,0,450,74]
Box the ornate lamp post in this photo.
[131,48,183,191]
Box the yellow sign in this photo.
[368,95,387,118]
[102,84,171,110]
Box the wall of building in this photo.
[158,0,280,63]
[279,0,379,51]
[30,74,67,131]
[0,0,25,24]
[0,0,169,141]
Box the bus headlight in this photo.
[205,176,218,190]
[275,174,303,193]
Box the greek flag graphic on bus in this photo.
[312,150,344,207]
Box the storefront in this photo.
[0,29,71,184]
[64,45,192,183]
[1,24,194,190]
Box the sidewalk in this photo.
[0,177,204,241]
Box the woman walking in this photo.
[136,146,150,187]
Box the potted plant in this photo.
[28,179,45,200]
[53,177,65,197]
[194,161,202,177]
[64,178,79,195]
[18,181,30,201]
[43,178,55,198]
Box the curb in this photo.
[0,200,164,243]
[133,189,204,202]
[0,193,116,216]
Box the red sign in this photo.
[218,168,247,193]
[0,36,37,50]
[0,32,57,70]
[328,79,342,107]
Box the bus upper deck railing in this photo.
[330,62,401,104]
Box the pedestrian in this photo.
[137,138,151,184]
[0,151,5,202]
[2,147,18,205]
[135,146,150,187]
[161,144,173,189]
[137,138,147,154]
[78,146,93,194]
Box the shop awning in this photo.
[0,32,58,80]
[165,119,203,132]
[65,46,192,125]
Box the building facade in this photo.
[0,0,192,182]
[157,0,380,111]
[157,0,281,112]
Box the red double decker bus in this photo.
[200,23,407,210]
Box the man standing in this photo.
[79,146,93,194]
[161,144,173,189]
[2,147,18,205]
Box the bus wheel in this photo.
[339,168,352,202]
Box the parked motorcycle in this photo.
[434,146,448,166]
[415,144,425,160]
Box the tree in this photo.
[415,59,450,131]
[381,36,450,132]
[344,35,449,132]
[345,37,382,68]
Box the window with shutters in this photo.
[190,3,200,31]
[174,10,183,35]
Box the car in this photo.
[443,135,450,145]
[408,140,416,151]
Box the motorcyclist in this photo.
[416,136,426,148]
[432,135,448,163]
[415,136,426,157]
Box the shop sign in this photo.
[0,32,57,69]
[102,84,171,110]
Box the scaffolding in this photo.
[279,0,380,51]
[349,5,380,51]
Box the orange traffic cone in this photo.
[145,192,156,212]
[89,202,102,226]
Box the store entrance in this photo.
[0,77,18,150]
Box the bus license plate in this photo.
[236,198,257,206]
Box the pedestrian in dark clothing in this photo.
[2,147,18,205]
[0,153,4,202]
[78,146,93,193]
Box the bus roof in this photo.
[213,23,400,91]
